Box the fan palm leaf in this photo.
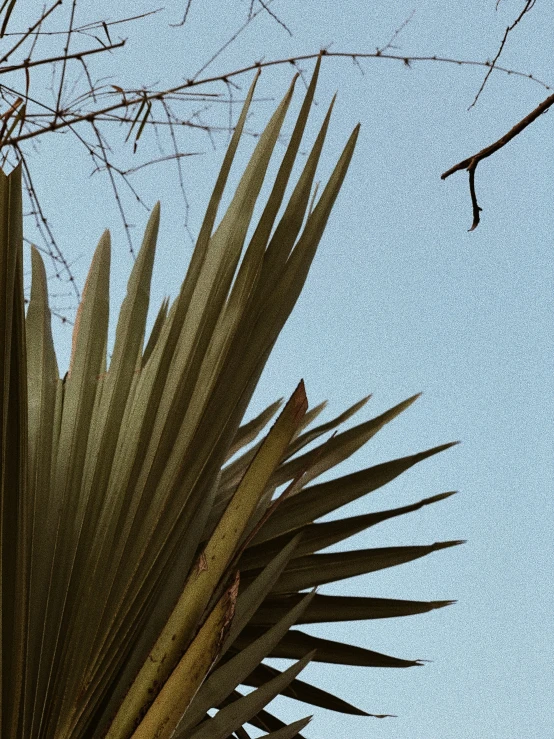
[0,58,462,738]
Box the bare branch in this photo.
[442,92,554,229]
[3,50,549,151]
[0,0,547,319]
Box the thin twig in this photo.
[120,151,201,176]
[255,0,292,37]
[19,150,80,298]
[376,9,416,55]
[191,2,270,81]
[0,39,126,75]
[0,0,62,64]
[53,0,78,123]
[171,0,194,28]
[88,118,136,256]
[160,97,195,243]
[2,8,163,37]
[470,0,535,108]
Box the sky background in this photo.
[7,2,554,737]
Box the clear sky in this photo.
[11,2,554,737]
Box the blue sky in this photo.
[10,2,554,737]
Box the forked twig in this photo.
[442,92,554,230]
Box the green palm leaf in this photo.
[251,592,455,625]
[0,59,462,738]
[240,664,373,716]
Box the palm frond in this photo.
[0,58,461,738]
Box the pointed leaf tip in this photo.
[437,539,466,549]
[291,379,308,421]
[434,441,460,453]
